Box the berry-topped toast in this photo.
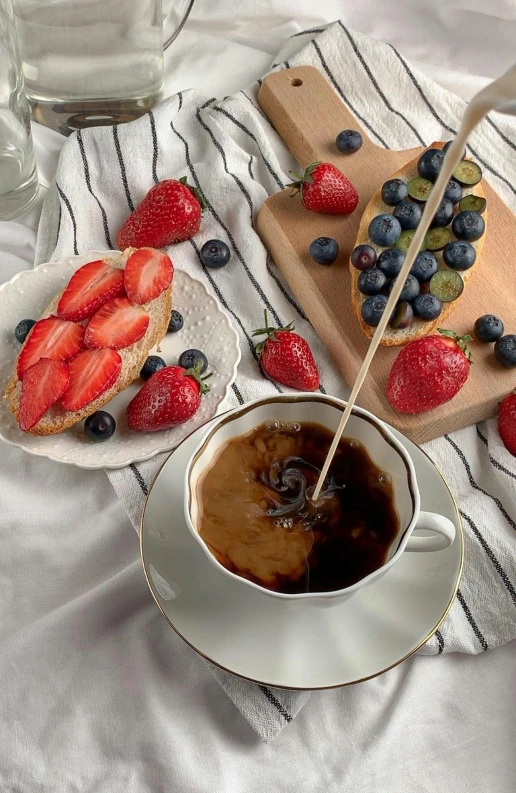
[4,247,173,435]
[350,142,487,346]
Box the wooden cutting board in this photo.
[255,65,516,443]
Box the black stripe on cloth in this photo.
[292,27,324,37]
[55,200,62,250]
[444,434,516,531]
[456,589,488,651]
[311,39,390,149]
[338,22,425,146]
[200,97,217,111]
[284,61,291,69]
[485,115,516,152]
[239,90,269,123]
[130,464,148,495]
[56,183,78,255]
[476,426,516,483]
[112,126,134,212]
[212,106,285,189]
[248,154,254,180]
[178,92,183,111]
[149,111,159,184]
[435,630,444,654]
[77,131,113,249]
[258,685,292,723]
[231,383,244,404]
[257,78,263,88]
[389,46,516,198]
[461,509,516,606]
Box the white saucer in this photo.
[141,413,464,690]
[0,252,240,469]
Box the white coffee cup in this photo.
[184,394,456,605]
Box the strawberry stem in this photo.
[438,328,473,362]
[286,161,321,197]
[252,310,295,356]
[178,176,207,214]
[185,360,212,395]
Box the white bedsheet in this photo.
[1,1,515,790]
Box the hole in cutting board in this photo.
[290,78,303,87]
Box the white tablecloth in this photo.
[1,1,516,790]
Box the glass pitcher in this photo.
[13,0,194,135]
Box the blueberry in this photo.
[336,129,363,153]
[309,236,339,265]
[413,294,442,321]
[361,295,389,327]
[377,248,405,279]
[167,310,184,333]
[451,211,485,242]
[410,251,438,283]
[381,178,408,207]
[417,148,445,183]
[387,273,420,303]
[443,140,466,159]
[178,348,208,373]
[140,355,166,380]
[15,318,36,344]
[393,200,422,231]
[200,239,231,268]
[431,198,454,228]
[494,335,516,368]
[443,179,462,205]
[84,411,116,443]
[351,244,377,270]
[368,214,402,247]
[442,240,476,271]
[357,268,387,296]
[474,314,504,343]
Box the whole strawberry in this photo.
[253,311,319,391]
[387,329,472,414]
[499,392,516,455]
[127,362,211,432]
[116,178,206,250]
[287,161,358,215]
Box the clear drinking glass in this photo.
[13,0,195,135]
[0,0,38,220]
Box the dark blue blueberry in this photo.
[336,129,363,153]
[413,293,442,321]
[451,211,485,242]
[357,268,387,296]
[393,200,422,231]
[474,315,504,343]
[381,178,408,207]
[15,318,36,344]
[442,240,476,270]
[178,348,208,373]
[351,244,377,271]
[368,214,402,247]
[361,295,389,327]
[430,198,454,228]
[417,148,445,183]
[410,251,439,283]
[390,301,414,330]
[377,248,405,279]
[200,239,231,268]
[387,273,420,303]
[167,310,184,333]
[443,179,462,205]
[84,411,116,443]
[140,355,166,380]
[443,140,466,159]
[309,236,339,265]
[494,335,516,368]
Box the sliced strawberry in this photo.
[84,297,149,350]
[17,316,85,380]
[61,348,122,412]
[123,248,173,305]
[19,359,70,431]
[57,259,125,321]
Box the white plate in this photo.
[0,251,241,470]
[141,414,464,690]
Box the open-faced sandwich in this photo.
[4,247,173,434]
[350,142,487,346]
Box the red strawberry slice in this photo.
[61,348,122,412]
[123,248,173,305]
[19,359,70,431]
[17,316,85,380]
[57,259,125,321]
[84,297,149,350]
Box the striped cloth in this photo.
[35,22,516,742]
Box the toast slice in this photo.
[4,249,172,435]
[350,143,486,346]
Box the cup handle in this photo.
[163,0,195,50]
[405,511,456,552]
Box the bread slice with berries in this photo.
[4,248,173,435]
[350,142,486,347]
